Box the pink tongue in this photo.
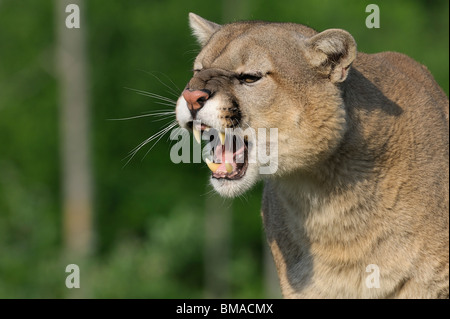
[215,163,231,173]
[213,145,245,173]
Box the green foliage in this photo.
[0,0,448,298]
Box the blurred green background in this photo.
[0,0,448,298]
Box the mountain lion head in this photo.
[176,13,356,197]
[175,13,449,299]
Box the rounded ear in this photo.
[189,13,221,47]
[304,29,357,83]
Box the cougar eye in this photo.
[238,74,262,84]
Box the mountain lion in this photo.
[175,13,449,298]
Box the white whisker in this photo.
[151,116,176,122]
[123,121,178,167]
[121,79,183,165]
[141,122,178,160]
[128,121,176,155]
[108,112,175,121]
[151,101,177,108]
[124,87,177,104]
[141,109,175,113]
[137,70,181,97]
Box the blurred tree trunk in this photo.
[55,0,93,257]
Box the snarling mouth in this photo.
[190,122,249,180]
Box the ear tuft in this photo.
[189,13,221,47]
[305,29,357,83]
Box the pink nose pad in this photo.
[182,89,210,117]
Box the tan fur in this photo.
[178,13,449,298]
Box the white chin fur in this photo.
[209,163,259,197]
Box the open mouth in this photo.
[189,122,249,180]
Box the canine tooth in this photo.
[219,132,226,145]
[193,127,201,144]
[225,162,233,173]
[205,158,220,173]
[204,127,210,132]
